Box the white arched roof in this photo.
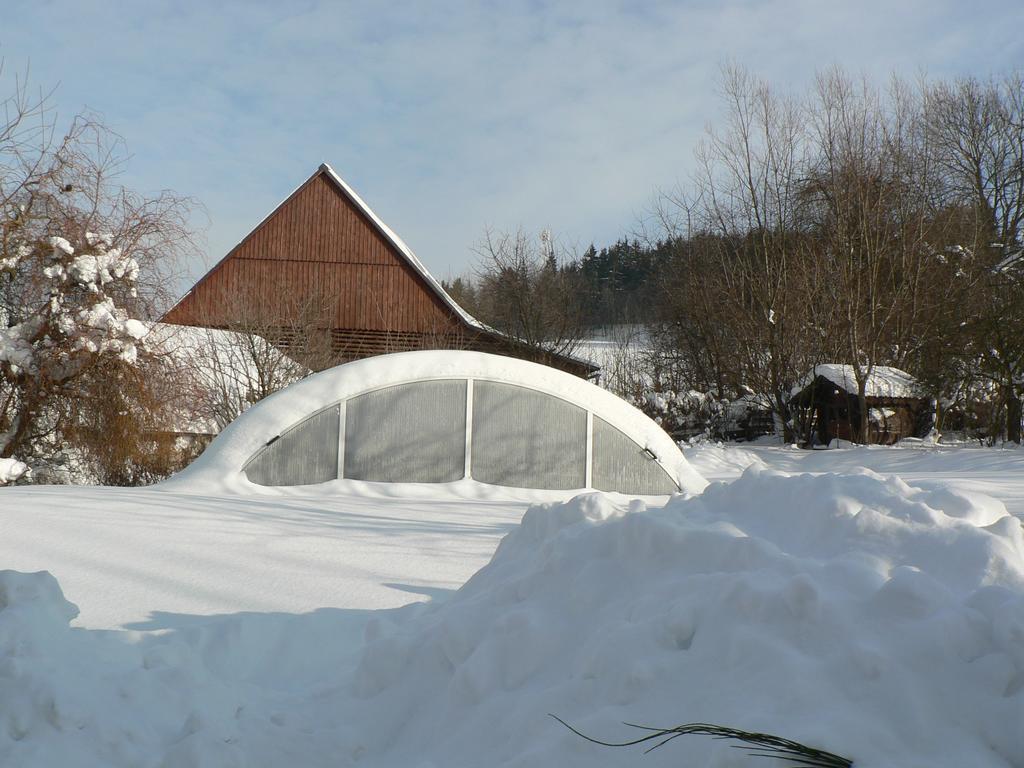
[167,350,707,495]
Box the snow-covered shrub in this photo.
[0,457,29,485]
[1,234,153,478]
[0,89,196,483]
[632,388,774,443]
[633,388,720,440]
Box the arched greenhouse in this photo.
[173,351,707,496]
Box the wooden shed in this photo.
[789,364,930,446]
[162,164,595,377]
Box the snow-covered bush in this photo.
[633,388,720,440]
[632,387,774,443]
[0,76,197,483]
[2,234,147,476]
[0,457,29,485]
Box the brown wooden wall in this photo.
[163,172,461,334]
[163,167,596,379]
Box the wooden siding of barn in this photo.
[162,169,594,377]
[163,173,463,337]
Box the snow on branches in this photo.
[0,231,149,465]
[1,233,146,376]
[50,233,141,292]
[0,457,29,485]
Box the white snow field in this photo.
[2,444,1024,767]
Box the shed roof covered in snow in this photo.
[161,164,595,377]
[791,364,921,401]
[170,350,706,496]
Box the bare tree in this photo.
[468,227,584,358]
[649,67,821,439]
[161,290,338,431]
[788,70,943,441]
[924,73,1024,442]
[647,66,982,444]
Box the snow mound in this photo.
[681,441,768,476]
[3,468,1024,767]
[0,458,29,485]
[0,570,246,768]
[349,467,1024,767]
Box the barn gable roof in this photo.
[164,164,485,330]
[162,164,595,376]
[315,164,486,331]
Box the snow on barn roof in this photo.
[792,364,921,400]
[154,319,305,364]
[315,165,485,333]
[317,165,595,371]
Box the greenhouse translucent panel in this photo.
[471,381,587,489]
[591,416,679,495]
[244,405,340,486]
[344,380,467,483]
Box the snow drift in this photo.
[0,570,249,768]
[3,466,1024,767]
[346,467,1024,767]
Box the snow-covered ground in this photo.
[0,484,535,629]
[3,444,1024,767]
[685,440,1024,519]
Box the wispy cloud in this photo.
[3,0,1022,292]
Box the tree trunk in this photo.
[1007,392,1022,444]
[857,389,869,445]
[0,394,33,459]
[775,393,795,443]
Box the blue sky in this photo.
[4,1,1023,296]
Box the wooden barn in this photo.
[162,164,595,377]
[789,364,930,446]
